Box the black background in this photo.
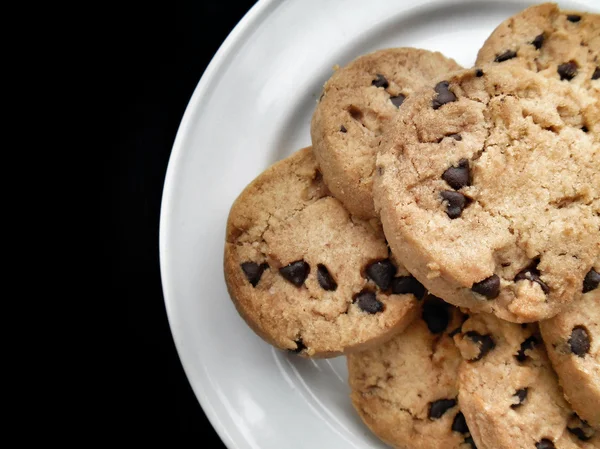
[121,1,257,446]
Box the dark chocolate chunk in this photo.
[475,68,484,77]
[432,81,457,109]
[465,331,495,361]
[241,262,269,287]
[593,67,600,80]
[567,14,581,22]
[495,50,517,62]
[582,126,589,133]
[317,264,337,291]
[569,326,591,357]
[365,259,396,290]
[354,290,384,314]
[536,439,556,449]
[511,388,528,409]
[390,94,406,108]
[372,74,389,89]
[279,260,310,287]
[340,125,347,133]
[290,338,306,354]
[451,412,469,433]
[391,276,426,298]
[471,275,501,299]
[516,336,538,362]
[422,296,450,334]
[515,264,549,294]
[440,190,468,219]
[532,33,545,50]
[442,159,470,190]
[464,436,477,449]
[568,415,595,441]
[558,61,578,81]
[583,268,600,292]
[429,398,457,419]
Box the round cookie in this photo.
[374,64,600,323]
[224,147,426,358]
[540,276,600,429]
[454,313,600,449]
[476,3,600,97]
[311,48,462,219]
[348,296,476,449]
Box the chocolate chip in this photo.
[428,398,456,419]
[567,14,581,22]
[475,68,484,77]
[290,338,306,353]
[569,326,590,357]
[464,436,477,449]
[536,439,556,449]
[452,412,469,433]
[365,259,396,290]
[558,61,578,81]
[354,290,384,314]
[317,264,337,291]
[568,415,595,441]
[515,264,549,294]
[593,67,600,80]
[442,159,470,190]
[422,296,450,334]
[241,262,269,287]
[390,94,406,108]
[516,336,538,362]
[582,126,589,133]
[471,275,501,299]
[432,81,457,109]
[465,331,495,361]
[583,268,599,292]
[495,50,517,62]
[279,260,310,287]
[340,125,347,133]
[511,388,528,409]
[372,74,389,89]
[532,33,545,50]
[391,276,425,298]
[440,190,468,219]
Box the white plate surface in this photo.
[159,1,598,448]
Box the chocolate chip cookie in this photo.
[454,313,599,448]
[476,3,600,98]
[311,48,462,219]
[540,279,600,429]
[374,65,600,323]
[348,296,476,449]
[224,147,425,357]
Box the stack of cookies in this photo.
[224,4,599,448]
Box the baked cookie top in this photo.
[374,64,599,322]
[540,284,600,429]
[348,296,475,449]
[224,147,425,357]
[311,48,462,219]
[454,313,599,449]
[476,3,600,97]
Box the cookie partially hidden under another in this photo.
[348,296,476,449]
[224,147,424,357]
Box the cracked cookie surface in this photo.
[454,313,599,449]
[224,147,423,357]
[374,65,600,323]
[540,284,600,429]
[476,3,600,98]
[311,48,462,219]
[348,296,475,449]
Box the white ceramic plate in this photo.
[159,1,598,447]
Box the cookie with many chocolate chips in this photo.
[311,48,462,219]
[476,3,600,97]
[454,313,600,449]
[374,65,600,323]
[348,296,475,449]
[540,282,600,429]
[224,147,424,357]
